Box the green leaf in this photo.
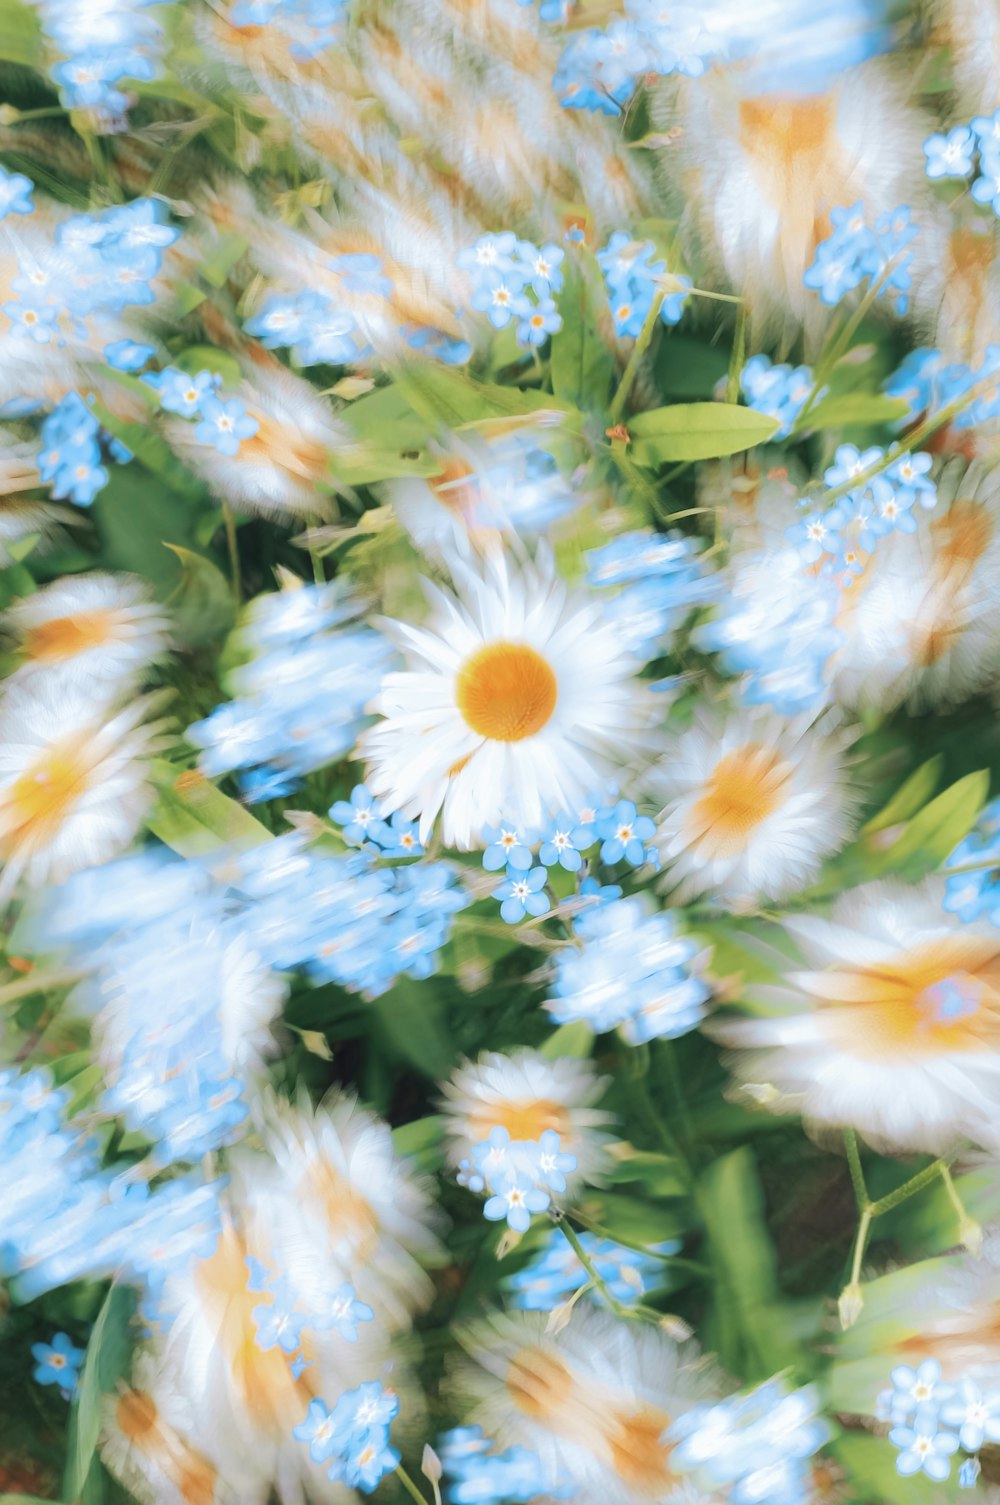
[369,981,457,1078]
[174,344,244,390]
[0,0,41,64]
[392,1115,444,1159]
[606,1150,688,1198]
[198,233,249,289]
[539,1021,594,1060]
[550,253,614,414]
[797,392,910,432]
[343,384,432,450]
[163,544,236,647]
[869,769,989,879]
[832,1434,960,1505]
[628,403,780,465]
[654,336,729,400]
[862,755,943,834]
[146,760,273,856]
[64,1284,138,1503]
[394,364,582,433]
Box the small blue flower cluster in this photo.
[402,324,473,366]
[188,583,395,801]
[506,1225,675,1310]
[786,443,937,583]
[597,232,691,337]
[244,259,391,367]
[693,548,841,715]
[249,1258,373,1371]
[144,367,258,455]
[0,1061,223,1301]
[230,832,469,997]
[31,1331,85,1396]
[740,355,817,440]
[943,799,1000,924]
[438,1426,573,1505]
[878,1359,1000,1486]
[483,800,657,924]
[669,1377,831,1505]
[294,1382,400,1493]
[32,0,173,126]
[229,0,347,58]
[804,202,918,313]
[0,164,34,221]
[4,197,178,350]
[457,1126,576,1233]
[547,895,709,1045]
[923,111,1000,216]
[458,233,564,347]
[38,392,114,506]
[553,4,717,116]
[330,784,423,857]
[586,528,716,656]
[884,344,1000,430]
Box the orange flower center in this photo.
[684,742,793,859]
[22,609,118,663]
[456,642,557,742]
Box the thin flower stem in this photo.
[608,290,664,424]
[558,1217,629,1316]
[843,1129,868,1211]
[688,286,746,306]
[868,1156,952,1217]
[848,1205,873,1290]
[396,1464,431,1505]
[935,856,999,877]
[567,1208,683,1262]
[222,499,241,603]
[727,299,748,405]
[793,261,899,432]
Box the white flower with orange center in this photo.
[359,552,650,849]
[453,1308,721,1505]
[714,881,1000,1154]
[651,708,854,904]
[440,1049,613,1189]
[5,572,171,692]
[0,679,170,900]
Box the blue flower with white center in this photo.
[330,784,388,846]
[244,292,318,349]
[482,823,534,872]
[404,326,472,365]
[884,1359,953,1423]
[939,1378,1000,1452]
[507,1227,674,1311]
[594,799,656,865]
[534,1130,576,1194]
[885,450,936,511]
[342,1431,401,1493]
[146,367,218,417]
[785,508,843,564]
[576,876,623,906]
[376,810,424,858]
[483,1169,550,1232]
[4,300,58,343]
[0,166,34,219]
[104,339,155,372]
[32,1331,85,1391]
[741,354,817,439]
[194,395,259,456]
[805,201,918,313]
[329,252,393,296]
[471,278,522,329]
[889,1420,959,1480]
[538,814,590,872]
[314,1283,374,1342]
[253,1286,305,1354]
[514,294,562,348]
[493,865,549,924]
[924,125,976,179]
[514,239,565,297]
[457,232,520,287]
[294,1398,342,1464]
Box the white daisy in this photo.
[440,1049,613,1188]
[4,572,171,691]
[714,880,1000,1156]
[651,707,854,905]
[452,1307,721,1505]
[0,679,170,899]
[359,551,652,849]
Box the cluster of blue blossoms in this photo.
[248,1257,373,1371]
[506,1226,675,1311]
[943,798,1000,925]
[553,3,719,116]
[38,391,121,507]
[878,1358,1000,1487]
[804,202,918,313]
[458,233,564,348]
[457,1125,577,1233]
[586,527,717,657]
[229,0,348,58]
[547,894,709,1045]
[438,1426,573,1505]
[483,798,657,924]
[144,366,259,455]
[786,442,937,582]
[294,1382,400,1493]
[669,1377,830,1505]
[188,582,395,802]
[31,0,173,126]
[244,252,392,367]
[923,110,1000,216]
[885,344,1000,430]
[597,232,691,337]
[740,355,817,440]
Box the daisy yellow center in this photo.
[685,742,793,859]
[506,1347,574,1421]
[456,642,557,742]
[606,1404,674,1494]
[116,1389,160,1444]
[6,746,91,842]
[301,1154,380,1257]
[468,1098,570,1142]
[23,609,118,663]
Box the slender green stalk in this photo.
[567,1208,682,1262]
[727,300,748,405]
[939,1163,982,1253]
[222,499,241,603]
[869,1156,952,1217]
[608,291,664,424]
[558,1218,629,1316]
[396,1464,431,1505]
[848,1205,873,1292]
[843,1129,868,1211]
[792,261,898,432]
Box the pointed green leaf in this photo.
[394,364,582,433]
[628,403,779,464]
[540,1021,594,1060]
[163,544,236,646]
[146,760,273,855]
[862,756,943,835]
[64,1284,138,1503]
[550,253,614,414]
[797,392,910,433]
[870,769,988,879]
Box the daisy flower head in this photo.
[651,706,855,905]
[359,550,652,850]
[715,880,1000,1155]
[440,1049,613,1190]
[4,572,171,692]
[0,677,169,900]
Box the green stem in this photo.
[568,1208,682,1262]
[609,290,664,424]
[792,261,898,432]
[727,300,748,406]
[395,1464,431,1505]
[559,1218,629,1316]
[848,1205,873,1290]
[843,1129,868,1211]
[869,1156,953,1217]
[222,499,241,603]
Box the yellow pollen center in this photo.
[456,642,557,742]
[6,747,91,843]
[23,610,117,662]
[684,742,793,860]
